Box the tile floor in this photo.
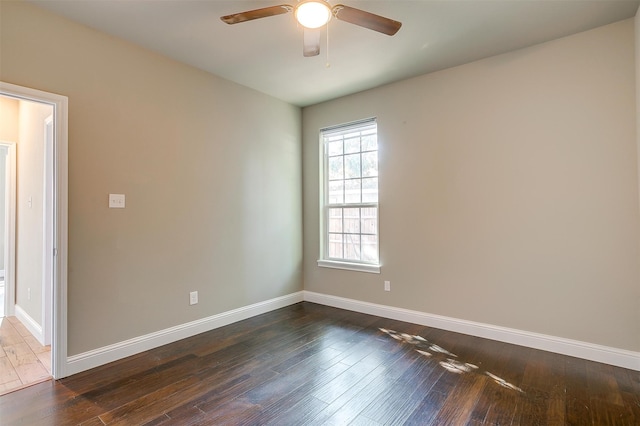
[0,316,51,395]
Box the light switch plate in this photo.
[109,194,125,208]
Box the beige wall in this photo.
[1,0,637,361]
[1,1,302,355]
[303,19,640,352]
[0,97,18,142]
[16,100,52,324]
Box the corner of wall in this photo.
[636,7,640,195]
[636,7,640,189]
[635,5,640,351]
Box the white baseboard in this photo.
[303,291,640,371]
[65,291,304,377]
[14,304,44,345]
[63,289,639,377]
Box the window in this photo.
[318,119,380,273]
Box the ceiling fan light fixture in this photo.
[295,0,332,29]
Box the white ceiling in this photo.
[29,0,640,107]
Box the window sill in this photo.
[317,260,381,274]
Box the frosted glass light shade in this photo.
[295,1,331,29]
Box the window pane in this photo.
[328,208,342,232]
[344,208,360,233]
[362,133,377,151]
[345,179,361,203]
[344,234,361,261]
[328,157,343,180]
[361,207,377,235]
[362,235,378,262]
[328,140,343,156]
[328,180,344,204]
[344,137,360,154]
[362,151,378,177]
[328,233,343,258]
[344,154,361,179]
[362,178,378,203]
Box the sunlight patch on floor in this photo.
[379,327,524,393]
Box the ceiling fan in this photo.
[220,0,402,57]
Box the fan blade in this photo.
[303,28,321,57]
[221,5,293,25]
[332,4,402,36]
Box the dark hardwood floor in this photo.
[0,302,638,425]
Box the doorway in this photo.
[0,143,12,321]
[0,144,8,318]
[0,82,68,387]
[0,96,53,394]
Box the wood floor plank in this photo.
[309,345,426,425]
[98,376,202,426]
[310,375,391,426]
[585,361,638,425]
[565,356,594,425]
[587,362,625,406]
[511,352,557,425]
[401,389,448,425]
[263,395,329,426]
[0,379,103,425]
[467,339,522,424]
[307,363,387,424]
[247,360,350,425]
[312,358,385,405]
[430,374,489,425]
[611,365,640,419]
[163,367,280,425]
[78,416,106,426]
[359,357,442,425]
[78,354,201,410]
[0,302,637,425]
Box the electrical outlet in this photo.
[384,281,391,292]
[189,291,198,305]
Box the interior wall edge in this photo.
[303,291,640,372]
[634,3,640,355]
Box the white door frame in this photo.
[43,115,54,346]
[0,142,16,320]
[0,81,68,379]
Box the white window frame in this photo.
[318,118,380,274]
